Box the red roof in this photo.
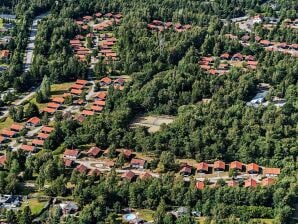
[52,97,65,104]
[247,163,260,173]
[130,158,146,167]
[196,182,205,190]
[88,169,101,176]
[220,53,230,59]
[37,132,49,140]
[82,110,94,116]
[70,40,81,45]
[0,50,9,58]
[10,124,24,132]
[64,159,74,167]
[64,149,79,158]
[0,155,6,166]
[139,172,152,180]
[94,92,107,99]
[244,178,257,187]
[32,139,44,146]
[180,166,192,174]
[227,180,238,187]
[87,147,102,157]
[197,162,209,172]
[261,177,275,186]
[20,144,35,152]
[263,168,280,175]
[76,79,88,85]
[27,117,40,125]
[41,126,54,133]
[1,129,16,137]
[71,84,84,90]
[93,100,106,106]
[47,102,60,109]
[43,107,56,114]
[230,161,243,170]
[214,160,225,170]
[260,40,271,45]
[121,171,135,181]
[201,56,214,62]
[95,13,102,17]
[91,105,103,112]
[100,77,112,85]
[70,89,83,95]
[200,65,211,70]
[76,164,88,174]
[232,53,244,60]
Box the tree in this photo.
[39,75,51,102]
[158,151,176,172]
[41,112,49,125]
[154,199,167,224]
[19,206,32,224]
[25,102,39,118]
[6,209,17,224]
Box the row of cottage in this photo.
[147,19,192,32]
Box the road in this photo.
[0,13,48,120]
[24,13,48,71]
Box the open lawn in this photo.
[51,82,74,96]
[0,19,3,28]
[135,209,154,221]
[21,198,46,215]
[0,116,15,130]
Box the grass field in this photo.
[0,19,3,28]
[51,82,74,96]
[21,198,46,215]
[135,209,154,221]
[0,116,15,130]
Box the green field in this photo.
[0,19,3,28]
[21,198,47,215]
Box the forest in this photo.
[0,0,297,223]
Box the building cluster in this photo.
[63,147,150,182]
[199,53,258,75]
[147,20,192,32]
[98,33,118,62]
[70,12,122,62]
[191,160,280,189]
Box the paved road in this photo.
[24,13,48,71]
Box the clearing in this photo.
[131,115,175,133]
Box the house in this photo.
[37,132,49,140]
[88,169,101,176]
[100,77,112,86]
[114,78,125,86]
[227,180,238,187]
[247,163,260,174]
[121,170,136,182]
[231,53,244,61]
[76,79,88,86]
[245,55,255,61]
[42,107,56,115]
[118,149,132,159]
[247,90,268,105]
[32,139,44,147]
[139,172,152,180]
[76,164,88,174]
[241,35,250,42]
[252,15,263,24]
[70,89,83,95]
[20,144,37,153]
[104,160,115,168]
[276,42,288,49]
[91,105,103,113]
[63,149,79,160]
[83,15,93,21]
[196,181,205,190]
[0,136,6,146]
[10,124,24,132]
[95,12,102,18]
[51,97,65,104]
[0,50,9,60]
[261,177,275,186]
[263,168,280,177]
[214,160,225,171]
[244,178,257,187]
[130,158,146,169]
[47,102,61,110]
[59,201,78,215]
[87,146,102,157]
[26,117,41,127]
[259,40,271,46]
[71,84,84,90]
[196,162,209,173]
[1,129,16,138]
[180,166,192,176]
[220,53,230,60]
[93,100,106,106]
[63,159,75,168]
[230,161,243,171]
[41,126,54,134]
[81,110,94,117]
[0,155,7,167]
[247,61,258,69]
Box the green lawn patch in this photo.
[21,198,46,215]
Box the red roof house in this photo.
[130,158,146,169]
[52,97,65,104]
[32,139,44,146]
[87,147,102,157]
[263,168,280,177]
[63,149,79,160]
[196,181,205,190]
[1,129,16,138]
[100,77,112,85]
[247,163,260,174]
[244,178,258,187]
[261,177,275,186]
[214,160,225,171]
[81,110,94,117]
[230,161,243,171]
[37,132,49,140]
[197,162,209,173]
[20,144,36,153]
[94,91,107,101]
[139,172,152,180]
[10,124,24,132]
[41,126,54,134]
[76,164,88,174]
[121,171,136,182]
[26,117,41,127]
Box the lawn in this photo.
[135,209,154,221]
[21,198,47,215]
[0,116,15,130]
[0,19,3,29]
[51,82,74,96]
